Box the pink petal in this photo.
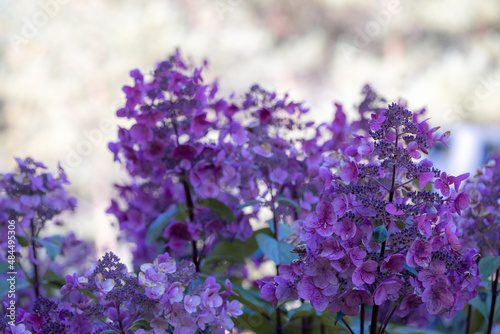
[438,131,451,147]
[445,225,462,251]
[419,172,435,190]
[454,173,470,192]
[454,192,470,215]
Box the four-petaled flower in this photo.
[304,201,337,237]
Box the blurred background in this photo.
[1,0,499,259]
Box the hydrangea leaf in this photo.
[15,235,30,247]
[33,236,61,261]
[268,222,293,241]
[0,276,30,297]
[129,319,153,330]
[233,307,274,333]
[204,237,259,264]
[394,220,406,230]
[42,269,66,287]
[372,225,388,243]
[478,255,500,282]
[288,303,315,320]
[255,233,298,265]
[334,310,346,325]
[469,291,489,324]
[146,208,181,247]
[277,196,302,214]
[199,198,236,222]
[231,282,273,315]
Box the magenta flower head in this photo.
[352,260,378,286]
[304,201,337,237]
[373,275,403,305]
[406,240,432,268]
[258,97,480,326]
[421,281,454,314]
[332,216,357,240]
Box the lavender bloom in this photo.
[304,201,337,237]
[421,281,454,314]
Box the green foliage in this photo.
[33,236,62,260]
[255,233,298,265]
[373,225,388,243]
[199,198,236,222]
[146,207,187,246]
[479,255,500,282]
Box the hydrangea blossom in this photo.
[259,101,480,331]
[8,252,241,334]
[0,158,84,309]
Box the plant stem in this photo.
[378,302,398,334]
[341,318,355,334]
[182,177,200,272]
[360,303,365,334]
[301,317,311,334]
[30,218,40,298]
[271,200,282,334]
[116,302,125,334]
[466,304,472,334]
[487,268,499,334]
[372,157,397,334]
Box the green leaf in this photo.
[128,319,152,330]
[33,237,61,260]
[237,200,263,211]
[288,302,314,319]
[479,255,500,281]
[233,307,274,333]
[204,239,258,264]
[43,269,66,286]
[99,331,117,334]
[277,196,301,214]
[373,225,388,243]
[394,220,406,230]
[75,288,94,298]
[146,208,180,246]
[231,282,273,315]
[15,235,30,247]
[384,323,446,333]
[0,276,30,297]
[255,233,298,265]
[469,291,489,321]
[0,261,10,273]
[404,263,418,276]
[199,198,235,222]
[269,222,293,241]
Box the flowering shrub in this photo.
[456,155,500,333]
[0,158,91,310]
[257,102,481,332]
[1,50,499,334]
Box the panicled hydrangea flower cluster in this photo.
[0,157,76,232]
[137,252,242,333]
[7,252,241,334]
[259,102,480,325]
[0,158,82,309]
[107,50,319,270]
[456,155,500,256]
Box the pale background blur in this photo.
[1,0,499,260]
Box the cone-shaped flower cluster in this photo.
[259,102,480,321]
